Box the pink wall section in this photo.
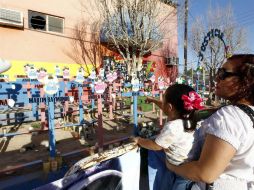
[145,4,178,83]
[0,0,87,63]
[0,27,74,63]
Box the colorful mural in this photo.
[1,60,94,81]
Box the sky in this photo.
[177,0,254,73]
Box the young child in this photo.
[133,84,204,190]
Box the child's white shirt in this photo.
[155,119,195,165]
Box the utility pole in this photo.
[184,0,188,76]
[191,62,193,85]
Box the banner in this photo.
[36,147,140,190]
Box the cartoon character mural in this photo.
[1,59,95,81]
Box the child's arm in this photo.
[133,137,163,151]
[145,96,163,110]
[165,135,236,183]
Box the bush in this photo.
[31,122,41,129]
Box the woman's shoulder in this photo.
[206,105,246,119]
[201,104,254,149]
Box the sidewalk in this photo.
[0,112,159,173]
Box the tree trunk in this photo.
[137,56,143,72]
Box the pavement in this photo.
[0,111,160,175]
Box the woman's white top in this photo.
[155,119,195,165]
[196,105,254,184]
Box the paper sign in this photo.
[27,67,38,80]
[63,67,70,79]
[75,67,85,83]
[37,68,48,83]
[132,77,140,92]
[44,75,59,95]
[94,80,107,94]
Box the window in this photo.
[48,15,63,33]
[28,10,64,33]
[165,57,179,67]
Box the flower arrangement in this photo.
[181,91,204,111]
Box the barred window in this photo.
[28,10,64,34]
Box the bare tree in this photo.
[96,0,177,75]
[64,20,110,75]
[190,5,248,94]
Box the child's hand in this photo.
[130,136,140,144]
[145,96,154,103]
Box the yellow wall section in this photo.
[2,60,94,81]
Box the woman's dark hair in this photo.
[227,54,254,104]
[164,84,200,131]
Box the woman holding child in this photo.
[134,54,254,190]
[166,54,254,190]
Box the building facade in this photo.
[0,0,178,81]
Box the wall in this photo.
[0,0,88,63]
[0,0,178,81]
